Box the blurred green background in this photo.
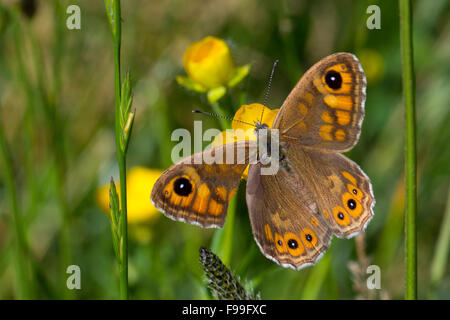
[0,0,449,299]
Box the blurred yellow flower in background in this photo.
[357,49,385,84]
[96,166,163,224]
[212,103,279,179]
[177,36,250,103]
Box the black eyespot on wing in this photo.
[173,177,192,196]
[338,212,345,220]
[288,239,298,249]
[305,234,313,242]
[347,199,357,210]
[325,70,342,89]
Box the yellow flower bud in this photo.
[183,36,235,89]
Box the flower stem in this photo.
[211,195,237,266]
[209,101,230,130]
[399,0,417,300]
[209,101,235,265]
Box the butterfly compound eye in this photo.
[325,70,342,89]
[173,177,192,196]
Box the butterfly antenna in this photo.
[192,110,255,127]
[261,59,279,124]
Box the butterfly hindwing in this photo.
[285,143,375,238]
[246,163,332,270]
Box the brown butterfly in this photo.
[151,53,375,270]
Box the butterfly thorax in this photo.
[254,124,291,173]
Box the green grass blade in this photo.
[399,0,418,300]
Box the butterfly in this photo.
[151,53,375,270]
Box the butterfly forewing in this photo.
[151,140,256,228]
[273,52,366,152]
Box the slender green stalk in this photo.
[106,0,135,299]
[27,2,72,297]
[113,0,128,300]
[0,117,30,299]
[210,106,235,265]
[211,195,237,265]
[209,101,230,130]
[399,0,417,300]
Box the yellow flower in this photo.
[212,103,279,179]
[183,36,234,89]
[96,166,163,224]
[177,36,251,103]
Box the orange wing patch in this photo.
[342,171,357,185]
[313,78,329,94]
[264,224,274,242]
[303,92,315,105]
[319,125,334,141]
[334,128,346,141]
[298,103,308,116]
[192,183,210,214]
[215,186,227,202]
[321,111,334,124]
[208,199,223,216]
[324,95,353,111]
[335,110,351,126]
[310,217,319,226]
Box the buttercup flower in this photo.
[177,36,250,103]
[96,166,163,224]
[212,103,279,178]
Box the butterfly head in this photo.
[254,120,269,131]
